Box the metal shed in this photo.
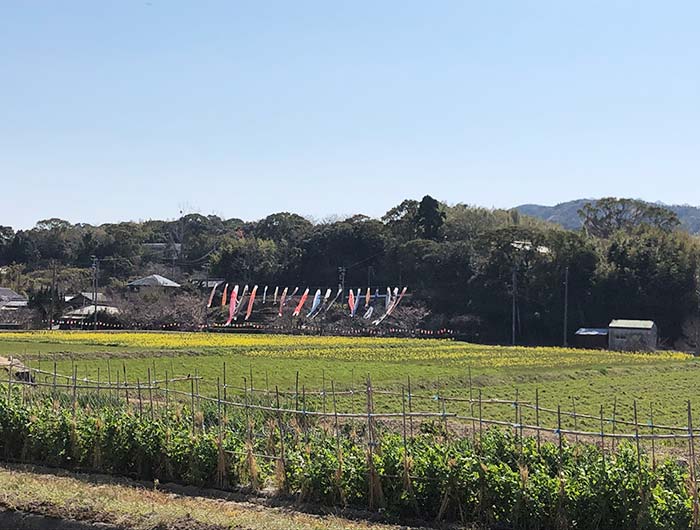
[608,319,658,351]
[574,328,609,349]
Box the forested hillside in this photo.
[1,196,699,347]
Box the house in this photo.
[574,328,609,349]
[61,305,120,320]
[65,292,110,309]
[127,274,181,288]
[0,287,28,309]
[0,288,29,329]
[608,319,658,352]
[189,277,225,289]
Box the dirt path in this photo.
[0,463,434,530]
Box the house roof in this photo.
[62,305,121,318]
[609,319,656,330]
[0,288,26,302]
[127,274,181,288]
[194,279,224,288]
[575,328,609,336]
[68,292,110,304]
[65,292,110,304]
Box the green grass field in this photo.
[1,330,698,431]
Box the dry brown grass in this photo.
[0,463,429,530]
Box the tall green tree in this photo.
[416,195,445,240]
[578,198,680,238]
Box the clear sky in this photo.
[1,1,698,230]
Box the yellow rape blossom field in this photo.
[0,330,698,427]
[0,330,687,367]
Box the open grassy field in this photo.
[1,330,698,429]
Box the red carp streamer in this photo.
[221,283,229,307]
[225,285,239,325]
[206,283,218,308]
[245,285,258,321]
[278,287,289,316]
[293,288,310,316]
[348,290,355,316]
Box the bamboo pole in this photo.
[468,366,475,444]
[190,376,196,432]
[650,402,656,470]
[535,388,541,450]
[295,371,299,411]
[478,388,483,446]
[147,368,154,420]
[137,378,143,417]
[688,401,698,529]
[633,400,641,474]
[223,362,228,421]
[408,375,414,438]
[275,386,287,492]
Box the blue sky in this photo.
[1,1,698,229]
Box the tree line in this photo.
[1,197,699,347]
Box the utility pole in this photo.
[563,266,570,347]
[204,263,210,330]
[511,266,517,346]
[338,266,346,295]
[695,267,700,357]
[48,261,57,330]
[367,266,373,290]
[92,256,99,331]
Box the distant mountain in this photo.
[515,199,700,234]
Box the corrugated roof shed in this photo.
[575,328,609,336]
[609,319,655,330]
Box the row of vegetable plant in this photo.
[0,389,694,530]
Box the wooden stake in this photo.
[557,404,563,468]
[478,388,483,446]
[469,366,476,444]
[514,389,519,440]
[572,396,578,443]
[275,386,287,492]
[407,375,414,438]
[688,400,698,529]
[600,404,605,469]
[123,364,129,403]
[222,362,228,421]
[164,370,170,420]
[72,365,77,415]
[322,369,327,415]
[137,378,143,417]
[190,376,196,432]
[535,388,541,451]
[611,396,618,452]
[217,377,222,440]
[147,368,154,420]
[650,402,656,470]
[294,371,299,411]
[633,400,641,474]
